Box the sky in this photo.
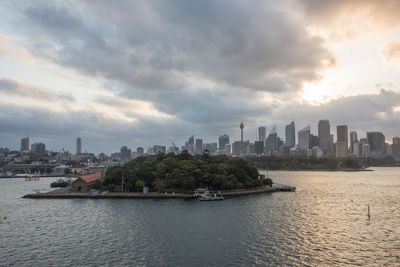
[0,0,400,154]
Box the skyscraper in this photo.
[195,139,203,154]
[349,131,358,152]
[265,132,279,154]
[318,120,330,153]
[20,137,29,151]
[218,134,230,150]
[392,137,400,158]
[76,137,82,155]
[120,146,131,161]
[337,125,348,148]
[298,126,310,150]
[137,146,144,155]
[367,131,385,153]
[285,121,295,148]
[258,127,266,142]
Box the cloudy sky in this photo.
[1,0,400,154]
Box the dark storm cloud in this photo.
[20,0,334,93]
[0,78,75,102]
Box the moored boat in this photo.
[50,178,70,187]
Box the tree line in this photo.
[103,151,272,192]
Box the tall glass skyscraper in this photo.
[318,120,330,152]
[285,121,295,148]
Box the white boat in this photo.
[194,188,224,201]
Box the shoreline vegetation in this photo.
[102,152,273,193]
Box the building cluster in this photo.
[112,120,400,161]
[1,120,399,174]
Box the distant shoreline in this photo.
[263,168,374,172]
[22,187,282,199]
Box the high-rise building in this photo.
[298,126,310,151]
[265,132,279,154]
[76,137,82,155]
[349,131,358,152]
[195,139,203,154]
[232,141,245,155]
[258,127,266,142]
[137,147,144,155]
[392,137,400,158]
[337,125,349,148]
[318,120,331,153]
[153,145,166,154]
[120,146,131,161]
[20,137,29,151]
[31,143,45,153]
[285,121,295,148]
[255,141,264,155]
[310,134,319,148]
[367,131,385,154]
[335,142,348,158]
[218,134,230,150]
[240,122,244,142]
[188,136,195,153]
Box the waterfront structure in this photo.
[298,126,310,151]
[71,173,102,193]
[20,137,29,152]
[255,141,264,155]
[31,142,45,153]
[258,127,266,142]
[195,139,203,154]
[285,121,295,148]
[218,134,230,151]
[335,142,348,158]
[337,125,349,149]
[349,131,358,152]
[318,120,331,153]
[240,122,244,142]
[76,137,82,155]
[367,131,385,156]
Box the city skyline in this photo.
[0,1,400,153]
[3,119,398,156]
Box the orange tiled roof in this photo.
[79,173,102,183]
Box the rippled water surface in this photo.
[1,168,400,266]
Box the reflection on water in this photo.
[1,167,399,266]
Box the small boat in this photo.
[25,175,40,181]
[50,179,70,187]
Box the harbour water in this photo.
[1,168,399,266]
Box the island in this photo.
[24,152,292,199]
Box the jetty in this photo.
[22,186,292,200]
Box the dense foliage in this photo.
[103,152,270,192]
[246,156,362,170]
